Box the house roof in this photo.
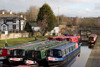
[0,13,24,20]
[29,23,59,27]
[29,23,38,27]
[55,24,59,27]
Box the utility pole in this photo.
[58,7,59,24]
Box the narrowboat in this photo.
[48,35,80,43]
[47,42,81,66]
[88,34,97,48]
[0,48,10,60]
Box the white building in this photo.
[0,11,26,32]
[47,24,59,35]
[29,23,40,32]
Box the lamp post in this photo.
[5,30,8,47]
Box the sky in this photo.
[0,0,100,17]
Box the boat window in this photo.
[46,50,50,56]
[71,46,73,51]
[27,50,41,59]
[73,45,76,50]
[44,51,47,56]
[50,49,62,58]
[27,50,33,58]
[14,50,16,56]
[89,37,93,41]
[66,49,68,54]
[12,49,25,56]
[70,47,71,52]
[50,50,53,56]
[63,50,65,56]
[69,48,70,53]
[32,51,35,57]
[34,51,41,59]
[73,46,74,50]
[7,50,10,54]
[58,50,62,56]
[65,49,67,54]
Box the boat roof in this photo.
[7,39,47,50]
[52,42,76,51]
[28,40,69,51]
[89,34,97,37]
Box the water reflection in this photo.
[71,46,91,67]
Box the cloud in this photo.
[95,3,100,10]
[85,8,92,12]
[67,0,93,3]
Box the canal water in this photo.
[61,46,92,67]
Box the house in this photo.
[0,11,26,32]
[29,23,40,32]
[46,24,59,35]
[50,24,59,35]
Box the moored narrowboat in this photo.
[88,34,97,48]
[47,42,81,66]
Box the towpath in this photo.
[85,36,100,67]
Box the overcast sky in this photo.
[0,0,100,17]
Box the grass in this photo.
[0,35,54,48]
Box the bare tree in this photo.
[26,6,39,22]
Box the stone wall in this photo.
[0,33,29,40]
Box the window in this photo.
[63,50,65,56]
[50,50,53,56]
[66,49,68,54]
[13,25,16,29]
[3,25,6,31]
[7,50,10,54]
[74,45,76,50]
[71,46,73,51]
[69,48,70,53]
[58,50,62,56]
[70,47,72,52]
[14,50,16,56]
[65,49,66,54]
